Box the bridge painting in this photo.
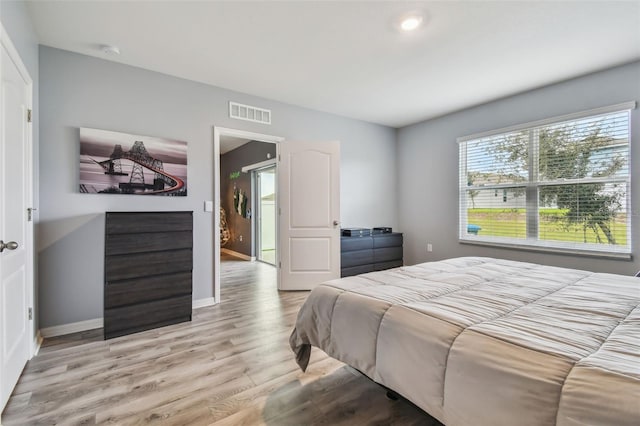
[79,128,187,196]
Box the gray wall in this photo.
[220,141,276,256]
[1,1,40,329]
[38,46,397,328]
[397,60,640,275]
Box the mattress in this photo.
[289,257,640,426]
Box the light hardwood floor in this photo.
[2,255,441,425]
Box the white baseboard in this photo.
[39,298,218,338]
[193,297,217,309]
[33,330,43,356]
[40,318,104,338]
[221,248,256,261]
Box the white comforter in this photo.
[289,257,640,426]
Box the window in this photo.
[459,102,634,258]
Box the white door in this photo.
[1,27,33,412]
[278,141,340,290]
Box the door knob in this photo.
[0,240,18,253]
[333,220,340,226]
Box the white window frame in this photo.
[458,101,635,259]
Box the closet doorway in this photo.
[254,166,276,265]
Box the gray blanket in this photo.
[290,257,640,426]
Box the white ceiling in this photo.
[26,1,640,128]
[219,135,251,155]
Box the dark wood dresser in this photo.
[340,232,403,277]
[104,211,193,339]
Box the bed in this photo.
[289,257,640,426]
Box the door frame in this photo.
[213,127,283,303]
[0,22,36,403]
[253,164,277,265]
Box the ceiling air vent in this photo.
[229,101,271,125]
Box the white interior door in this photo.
[1,27,33,412]
[278,141,340,290]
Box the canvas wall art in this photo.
[79,128,187,196]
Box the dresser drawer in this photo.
[341,236,374,251]
[105,271,192,309]
[105,248,192,281]
[104,294,192,339]
[106,212,193,234]
[373,233,403,248]
[374,246,403,263]
[341,249,374,268]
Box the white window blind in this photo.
[458,103,634,258]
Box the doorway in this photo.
[214,128,341,300]
[213,127,284,304]
[255,166,276,265]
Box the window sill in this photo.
[459,238,632,260]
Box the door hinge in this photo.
[278,154,281,162]
[27,109,32,123]
[278,207,281,216]
[279,261,281,268]
[28,307,33,320]
[27,207,37,221]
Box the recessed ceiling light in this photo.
[100,44,120,55]
[394,11,426,33]
[400,16,423,31]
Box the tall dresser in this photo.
[340,232,403,277]
[104,211,193,339]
